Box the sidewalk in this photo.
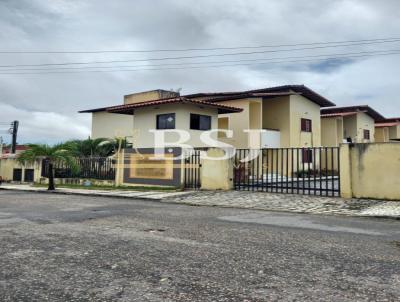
[166,191,400,219]
[0,184,193,200]
[1,184,399,219]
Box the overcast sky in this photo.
[0,0,400,144]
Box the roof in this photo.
[375,117,400,127]
[380,117,400,123]
[2,145,29,154]
[320,105,385,122]
[79,105,118,113]
[80,85,335,113]
[104,97,243,115]
[375,122,400,128]
[185,85,336,107]
[321,111,361,118]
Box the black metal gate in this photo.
[234,147,340,196]
[24,169,34,182]
[13,168,22,182]
[184,150,201,189]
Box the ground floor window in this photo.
[301,118,312,132]
[363,129,370,140]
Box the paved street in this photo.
[0,191,399,301]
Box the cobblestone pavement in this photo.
[166,190,400,218]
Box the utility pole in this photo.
[10,121,19,154]
[0,136,3,155]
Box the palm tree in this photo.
[64,137,126,158]
[18,144,77,190]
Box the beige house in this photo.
[375,117,400,142]
[320,105,385,146]
[185,85,335,149]
[80,92,242,148]
[80,90,180,141]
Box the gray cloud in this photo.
[0,0,400,144]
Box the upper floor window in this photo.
[363,129,370,140]
[190,114,211,130]
[301,118,312,132]
[157,113,175,129]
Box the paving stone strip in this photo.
[165,191,400,218]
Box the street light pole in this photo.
[10,121,19,154]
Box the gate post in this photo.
[201,148,233,190]
[339,144,352,198]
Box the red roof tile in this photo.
[106,97,243,115]
[321,111,361,118]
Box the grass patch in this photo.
[33,183,180,192]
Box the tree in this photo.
[63,137,127,158]
[18,144,77,191]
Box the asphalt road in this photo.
[0,190,399,301]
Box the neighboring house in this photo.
[320,105,385,146]
[80,94,242,148]
[185,85,335,149]
[1,145,29,156]
[80,90,180,141]
[375,117,400,142]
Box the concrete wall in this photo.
[262,96,290,147]
[389,125,400,140]
[214,98,253,149]
[289,94,322,148]
[343,115,358,142]
[132,103,218,148]
[357,112,375,143]
[375,127,389,142]
[92,111,134,140]
[0,157,41,182]
[201,148,233,190]
[321,117,344,147]
[340,143,400,200]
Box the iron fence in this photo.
[41,157,116,180]
[234,147,340,196]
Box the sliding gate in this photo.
[234,147,340,196]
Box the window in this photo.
[301,118,312,132]
[363,129,370,140]
[156,113,175,129]
[302,149,313,163]
[190,114,211,130]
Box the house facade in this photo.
[80,90,180,141]
[80,93,242,149]
[375,117,400,142]
[185,85,335,149]
[81,85,334,150]
[320,105,385,146]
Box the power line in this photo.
[0,37,399,54]
[0,48,398,72]
[0,39,400,68]
[0,50,399,75]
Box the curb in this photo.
[0,186,192,201]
